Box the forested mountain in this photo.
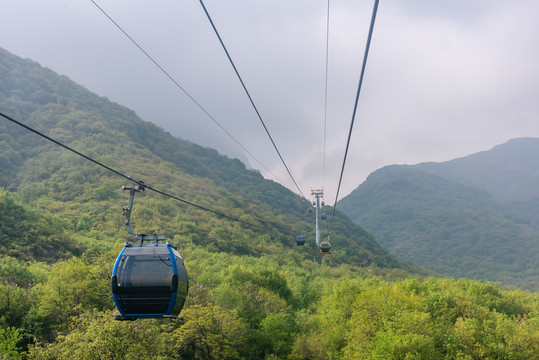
[338,140,539,290]
[416,138,539,228]
[2,47,539,359]
[0,47,399,268]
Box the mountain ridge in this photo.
[338,138,539,290]
[417,137,539,227]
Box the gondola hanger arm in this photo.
[122,185,166,245]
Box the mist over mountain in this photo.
[339,138,539,290]
[417,138,539,228]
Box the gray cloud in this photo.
[1,0,538,202]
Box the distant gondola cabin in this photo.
[320,241,331,254]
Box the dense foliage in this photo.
[2,236,539,359]
[339,163,539,291]
[0,189,84,262]
[2,47,539,359]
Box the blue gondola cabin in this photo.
[111,242,188,319]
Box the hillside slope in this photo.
[0,46,402,269]
[0,188,84,262]
[339,142,539,290]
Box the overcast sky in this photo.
[1,0,538,202]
